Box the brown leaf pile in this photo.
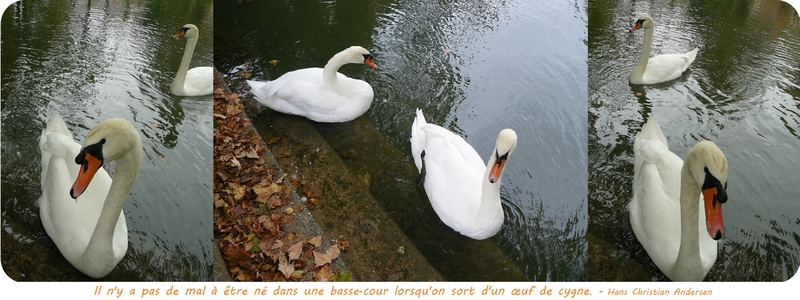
[212,84,347,281]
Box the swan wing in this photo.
[247,68,325,102]
[416,124,485,232]
[644,48,698,83]
[182,66,213,96]
[629,158,682,273]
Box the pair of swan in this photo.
[246,47,518,240]
[171,24,212,96]
[39,112,142,278]
[629,116,729,281]
[629,15,698,85]
[246,46,378,123]
[410,109,518,240]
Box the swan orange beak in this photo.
[488,157,507,184]
[172,28,187,39]
[70,153,103,199]
[629,21,643,32]
[703,187,725,240]
[364,56,378,69]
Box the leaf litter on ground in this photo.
[213,74,351,282]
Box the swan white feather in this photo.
[628,15,698,85]
[246,46,378,123]
[410,109,517,240]
[170,24,212,96]
[629,116,729,281]
[38,111,142,278]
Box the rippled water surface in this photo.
[216,0,587,281]
[1,0,213,281]
[588,0,800,281]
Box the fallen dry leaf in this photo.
[291,270,304,280]
[316,265,333,282]
[336,239,350,251]
[313,245,340,267]
[278,256,294,279]
[309,236,323,248]
[288,241,303,261]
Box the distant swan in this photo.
[629,116,728,281]
[170,24,213,96]
[246,46,378,123]
[410,109,517,240]
[628,15,698,85]
[39,111,142,278]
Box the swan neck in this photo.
[479,151,503,216]
[172,36,198,91]
[83,145,142,262]
[322,53,347,88]
[674,158,705,281]
[633,27,653,78]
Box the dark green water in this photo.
[215,0,588,281]
[1,0,214,281]
[588,0,800,281]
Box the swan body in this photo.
[628,15,698,85]
[38,111,143,278]
[629,116,729,281]
[246,46,378,123]
[170,24,212,96]
[410,109,517,240]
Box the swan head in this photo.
[337,46,378,69]
[488,129,518,184]
[173,24,199,40]
[685,140,728,240]
[629,15,654,32]
[70,118,141,199]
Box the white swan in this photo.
[629,116,728,281]
[246,46,378,123]
[170,24,213,96]
[410,109,517,240]
[628,15,698,85]
[38,111,142,278]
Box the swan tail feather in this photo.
[683,48,699,71]
[246,80,275,103]
[41,111,72,147]
[40,111,75,189]
[637,115,668,147]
